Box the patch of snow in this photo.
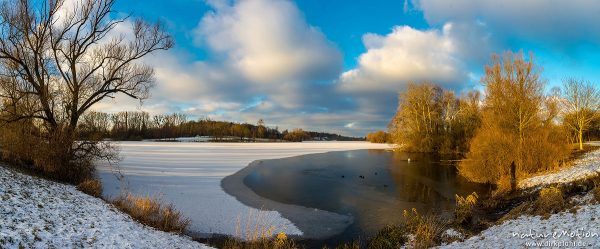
[442,228,464,241]
[0,166,213,249]
[571,192,596,205]
[443,143,600,248]
[519,142,600,189]
[97,141,391,239]
[440,203,600,248]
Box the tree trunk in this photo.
[579,129,584,150]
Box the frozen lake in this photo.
[224,150,491,245]
[97,141,390,238]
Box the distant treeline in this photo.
[366,130,391,143]
[78,111,362,142]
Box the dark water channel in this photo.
[228,149,491,247]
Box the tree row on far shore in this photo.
[366,130,391,143]
[79,112,359,142]
[382,51,600,189]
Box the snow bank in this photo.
[519,142,600,189]
[0,166,212,249]
[443,142,600,248]
[440,198,600,248]
[97,141,391,239]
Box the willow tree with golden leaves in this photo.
[459,51,569,189]
[0,0,172,182]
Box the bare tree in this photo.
[482,51,545,146]
[0,0,172,181]
[0,0,172,131]
[562,78,600,150]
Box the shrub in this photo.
[367,225,407,249]
[459,52,570,186]
[0,121,118,184]
[112,194,190,233]
[533,186,565,217]
[366,131,390,144]
[402,208,447,249]
[459,125,569,185]
[454,192,479,224]
[77,179,103,198]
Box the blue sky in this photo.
[98,0,600,136]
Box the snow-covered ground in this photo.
[97,141,391,238]
[0,165,213,249]
[440,194,600,248]
[520,142,600,189]
[442,142,600,248]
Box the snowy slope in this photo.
[97,141,391,239]
[440,195,600,248]
[520,142,600,189]
[0,166,213,249]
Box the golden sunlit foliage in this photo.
[388,82,481,154]
[366,130,390,143]
[459,51,570,185]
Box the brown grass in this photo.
[593,178,600,202]
[222,210,298,249]
[111,194,190,233]
[593,187,600,203]
[367,225,407,249]
[454,192,479,224]
[402,208,447,249]
[333,240,360,249]
[77,179,102,198]
[533,186,565,218]
[222,232,297,249]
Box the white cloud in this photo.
[414,0,600,46]
[196,0,342,83]
[344,122,356,128]
[338,24,468,93]
[92,0,367,134]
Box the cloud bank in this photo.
[94,0,600,136]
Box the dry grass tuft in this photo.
[402,208,447,249]
[454,192,479,224]
[77,179,103,198]
[367,225,406,249]
[222,210,297,249]
[222,231,297,249]
[333,240,360,249]
[111,194,190,233]
[533,186,565,218]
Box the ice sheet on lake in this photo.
[97,141,391,238]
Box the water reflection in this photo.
[242,149,490,242]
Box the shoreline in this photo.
[220,153,355,240]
